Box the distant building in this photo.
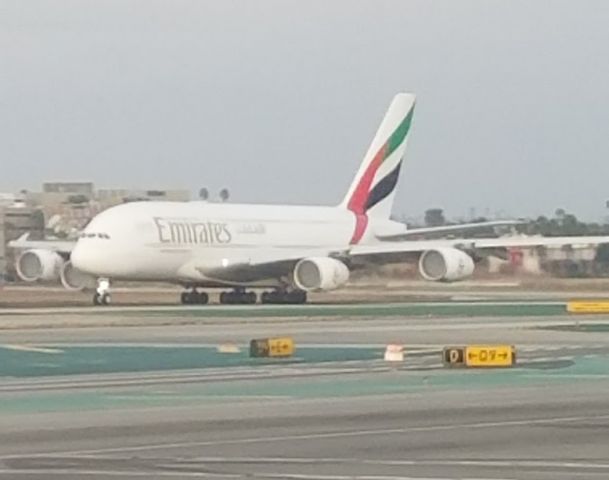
[0,206,45,277]
[42,182,95,195]
[97,188,190,208]
[0,193,16,208]
[24,183,99,235]
[26,182,95,210]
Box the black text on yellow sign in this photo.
[443,345,516,368]
[465,345,515,367]
[249,337,295,358]
[567,301,609,314]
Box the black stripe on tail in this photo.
[364,161,402,212]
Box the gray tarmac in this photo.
[2,308,608,347]
[1,306,609,479]
[2,382,609,479]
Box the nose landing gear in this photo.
[93,278,111,306]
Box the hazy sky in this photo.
[2,0,609,220]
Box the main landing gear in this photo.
[180,289,209,305]
[219,288,257,305]
[217,288,308,305]
[93,278,111,306]
[261,289,307,305]
[177,287,308,305]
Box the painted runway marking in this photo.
[14,454,609,468]
[6,455,608,478]
[0,470,515,480]
[7,413,609,459]
[5,454,607,479]
[0,469,241,478]
[1,345,63,354]
[108,456,609,470]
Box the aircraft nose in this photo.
[71,241,98,275]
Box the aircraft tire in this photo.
[260,290,306,304]
[94,293,110,306]
[198,292,209,305]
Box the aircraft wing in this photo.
[346,239,467,265]
[195,235,609,282]
[348,235,609,264]
[376,220,525,241]
[467,235,609,249]
[7,234,76,254]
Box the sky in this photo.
[2,0,609,221]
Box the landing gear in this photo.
[180,290,209,305]
[261,289,307,304]
[219,288,257,305]
[93,278,111,306]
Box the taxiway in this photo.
[1,302,609,479]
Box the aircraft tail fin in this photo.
[340,93,416,219]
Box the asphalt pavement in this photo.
[1,304,609,479]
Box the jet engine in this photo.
[16,249,64,282]
[293,257,350,291]
[418,248,475,282]
[59,260,96,291]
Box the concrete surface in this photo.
[1,306,609,479]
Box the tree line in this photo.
[420,208,609,237]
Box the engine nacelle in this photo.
[418,248,475,282]
[16,249,64,282]
[293,257,350,292]
[60,260,96,291]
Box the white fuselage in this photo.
[71,201,393,287]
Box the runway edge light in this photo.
[384,344,405,362]
[217,343,241,354]
[249,337,295,358]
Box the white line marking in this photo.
[1,344,63,354]
[229,474,489,480]
[0,469,240,478]
[37,455,609,471]
[0,471,502,480]
[8,413,609,459]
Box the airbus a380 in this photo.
[10,93,609,305]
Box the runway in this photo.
[2,381,609,479]
[3,277,609,308]
[1,303,609,479]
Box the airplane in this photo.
[9,93,609,305]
